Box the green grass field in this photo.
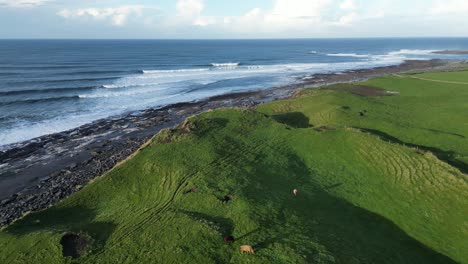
[1,69,467,263]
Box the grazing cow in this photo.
[293,188,299,196]
[184,187,197,194]
[222,194,233,203]
[224,236,235,244]
[240,245,255,255]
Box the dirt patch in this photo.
[415,149,427,155]
[60,233,93,259]
[324,84,396,97]
[177,119,196,134]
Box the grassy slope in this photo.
[1,70,467,263]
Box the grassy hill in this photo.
[1,69,467,263]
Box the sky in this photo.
[0,0,467,39]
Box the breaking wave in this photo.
[327,53,370,58]
[0,86,97,96]
[388,49,440,55]
[143,68,209,74]
[210,62,240,67]
[0,95,80,106]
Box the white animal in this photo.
[293,188,299,196]
[240,245,255,255]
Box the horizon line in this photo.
[1,36,468,41]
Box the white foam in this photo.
[309,51,318,54]
[143,68,209,74]
[247,66,263,69]
[211,62,240,67]
[327,53,370,58]
[79,86,168,99]
[0,114,105,147]
[103,84,118,89]
[101,82,161,90]
[388,49,439,56]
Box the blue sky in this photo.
[0,0,467,38]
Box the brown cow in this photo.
[240,245,255,255]
[224,236,235,244]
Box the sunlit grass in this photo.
[1,70,467,263]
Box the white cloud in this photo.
[271,0,333,18]
[193,16,216,27]
[430,0,468,14]
[335,12,358,26]
[340,0,356,10]
[54,0,362,33]
[176,0,204,18]
[47,0,468,38]
[173,0,216,27]
[219,0,355,34]
[57,5,150,26]
[0,0,51,7]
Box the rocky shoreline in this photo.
[433,50,468,55]
[0,59,464,227]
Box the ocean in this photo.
[1,38,468,148]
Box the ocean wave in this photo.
[247,66,263,69]
[388,49,440,55]
[0,95,80,106]
[4,76,120,86]
[78,89,176,99]
[0,86,97,96]
[0,65,91,70]
[101,82,161,89]
[143,68,209,74]
[309,51,318,54]
[63,70,141,76]
[210,62,240,67]
[79,85,171,99]
[102,84,119,89]
[327,53,370,58]
[0,114,107,148]
[0,72,21,76]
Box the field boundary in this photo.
[394,74,468,85]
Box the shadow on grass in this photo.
[356,127,468,174]
[179,210,234,236]
[236,228,260,241]
[272,112,311,128]
[204,133,457,263]
[6,206,116,252]
[190,118,230,136]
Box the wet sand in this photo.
[0,59,464,227]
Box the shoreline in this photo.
[0,59,464,227]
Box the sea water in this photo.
[1,38,468,147]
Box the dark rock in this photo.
[60,233,93,259]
